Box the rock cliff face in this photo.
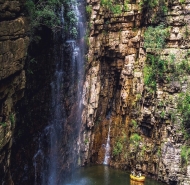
[1,0,190,184]
[0,0,29,183]
[81,0,190,184]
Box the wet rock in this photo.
[0,0,28,184]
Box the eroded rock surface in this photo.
[81,0,190,184]
[0,0,29,184]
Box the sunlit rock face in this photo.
[0,0,29,184]
[81,0,190,184]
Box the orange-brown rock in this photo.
[80,0,190,184]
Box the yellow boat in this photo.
[130,180,144,185]
[130,174,145,182]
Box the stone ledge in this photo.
[0,17,29,40]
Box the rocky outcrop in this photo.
[0,0,29,184]
[81,0,190,184]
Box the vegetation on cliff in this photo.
[25,0,78,38]
[25,0,61,30]
[143,24,169,90]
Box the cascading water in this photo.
[103,118,111,165]
[33,0,86,184]
[103,104,115,165]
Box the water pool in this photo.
[64,165,165,185]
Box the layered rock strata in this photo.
[0,0,29,184]
[81,0,190,184]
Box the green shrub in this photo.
[25,0,61,30]
[177,92,190,128]
[101,0,112,8]
[140,0,159,8]
[178,60,190,74]
[86,5,92,16]
[100,0,123,14]
[143,24,170,91]
[131,119,138,129]
[9,114,15,125]
[179,0,186,4]
[113,139,123,156]
[181,145,190,164]
[111,5,122,14]
[130,133,141,146]
[0,122,7,127]
[140,0,168,17]
[157,148,161,156]
[143,54,168,91]
[160,110,165,118]
[143,64,157,90]
[144,24,169,49]
[25,0,78,38]
[123,0,129,11]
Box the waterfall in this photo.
[103,118,111,165]
[33,0,85,184]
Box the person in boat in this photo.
[131,170,136,176]
[136,172,141,177]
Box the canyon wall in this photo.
[0,1,55,184]
[1,0,190,184]
[10,27,55,184]
[0,0,29,183]
[81,0,190,184]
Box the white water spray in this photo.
[103,119,111,165]
[33,0,86,184]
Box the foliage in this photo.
[177,92,190,128]
[181,145,190,164]
[100,0,122,14]
[130,133,141,146]
[62,0,78,39]
[25,0,78,38]
[157,148,161,156]
[124,0,129,11]
[163,52,190,82]
[140,0,168,21]
[143,64,156,90]
[143,24,170,91]
[144,24,169,49]
[181,124,189,140]
[86,5,92,16]
[9,113,15,125]
[179,0,186,4]
[160,110,165,118]
[113,139,123,156]
[158,100,164,107]
[183,24,189,39]
[140,0,159,9]
[143,54,168,90]
[178,59,190,75]
[131,119,138,129]
[111,5,122,14]
[84,138,89,144]
[0,122,7,127]
[25,0,61,30]
[101,0,112,9]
